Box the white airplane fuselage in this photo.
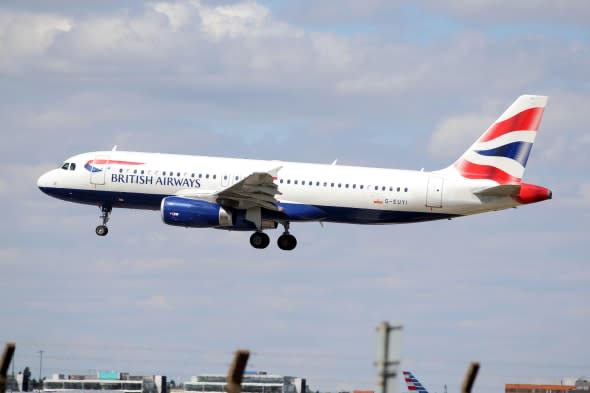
[37,151,540,220]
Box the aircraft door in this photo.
[89,155,109,185]
[426,177,443,208]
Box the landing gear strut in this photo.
[250,232,270,249]
[277,222,297,251]
[95,205,111,237]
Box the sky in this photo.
[1,1,589,392]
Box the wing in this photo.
[216,169,281,211]
[176,167,281,211]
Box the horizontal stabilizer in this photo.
[475,184,521,197]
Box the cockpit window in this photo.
[61,163,70,170]
[70,163,76,171]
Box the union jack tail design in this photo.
[450,95,548,184]
[403,371,429,393]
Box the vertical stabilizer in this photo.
[448,95,548,184]
[403,371,429,393]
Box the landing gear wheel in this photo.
[277,234,297,251]
[96,225,109,236]
[96,204,112,237]
[250,232,270,249]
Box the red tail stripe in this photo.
[480,107,544,142]
[455,160,521,184]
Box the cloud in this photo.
[0,10,72,71]
[428,112,495,159]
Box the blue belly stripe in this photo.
[39,187,459,224]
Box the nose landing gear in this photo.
[95,205,112,237]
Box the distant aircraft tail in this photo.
[446,95,548,184]
[403,371,429,393]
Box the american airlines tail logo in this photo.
[454,106,545,184]
[403,371,429,393]
[84,159,145,173]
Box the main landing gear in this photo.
[250,232,270,249]
[95,205,111,237]
[277,221,297,251]
[249,222,297,251]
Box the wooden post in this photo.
[226,350,250,393]
[0,343,16,393]
[461,362,480,393]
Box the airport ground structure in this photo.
[506,378,589,393]
[4,370,306,393]
[183,371,305,393]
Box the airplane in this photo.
[403,371,430,393]
[37,95,552,250]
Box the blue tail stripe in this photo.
[475,141,533,167]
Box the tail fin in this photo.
[403,371,429,393]
[449,95,548,184]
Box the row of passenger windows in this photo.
[117,167,410,193]
[118,167,226,180]
[278,178,408,192]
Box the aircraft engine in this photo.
[161,196,233,228]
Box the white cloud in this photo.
[428,112,494,159]
[0,11,72,71]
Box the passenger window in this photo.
[397,187,401,192]
[191,173,195,178]
[280,179,284,184]
[316,181,320,186]
[404,187,408,192]
[177,172,181,177]
[302,181,306,185]
[134,169,137,174]
[360,185,364,190]
[331,183,334,187]
[287,180,291,184]
[382,186,386,191]
[206,174,209,179]
[213,175,217,179]
[353,184,356,189]
[323,182,327,187]
[235,176,239,181]
[338,183,341,188]
[294,180,298,185]
[374,186,378,191]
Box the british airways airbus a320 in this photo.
[38,95,552,250]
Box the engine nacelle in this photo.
[161,196,233,228]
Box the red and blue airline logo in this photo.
[403,371,429,393]
[85,159,145,173]
[455,106,544,184]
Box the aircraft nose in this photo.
[37,170,55,189]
